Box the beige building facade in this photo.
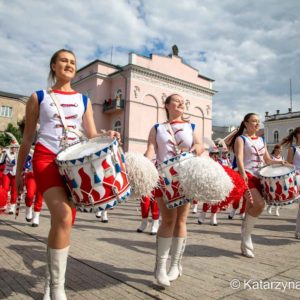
[0,91,28,132]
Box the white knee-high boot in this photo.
[167,237,186,281]
[43,262,50,300]
[241,214,256,258]
[295,207,300,239]
[48,246,69,300]
[154,237,172,287]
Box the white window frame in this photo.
[0,106,13,118]
[113,120,122,133]
[273,130,279,143]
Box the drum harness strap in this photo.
[165,123,181,155]
[48,89,86,149]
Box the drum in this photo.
[157,152,194,209]
[56,137,131,211]
[259,165,300,205]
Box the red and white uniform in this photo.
[1,150,17,205]
[33,89,88,195]
[240,135,265,192]
[154,121,195,198]
[32,89,88,224]
[155,121,194,163]
[24,151,43,213]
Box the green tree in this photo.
[0,123,22,147]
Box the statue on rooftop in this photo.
[172,45,179,56]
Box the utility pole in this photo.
[110,46,113,64]
[290,78,293,111]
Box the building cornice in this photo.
[126,65,216,97]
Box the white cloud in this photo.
[0,0,299,126]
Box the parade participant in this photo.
[0,146,5,186]
[228,196,246,220]
[266,144,284,216]
[145,93,204,287]
[1,142,19,214]
[23,148,44,227]
[198,146,220,226]
[281,127,300,239]
[95,210,109,223]
[229,113,285,258]
[191,200,198,214]
[16,49,120,300]
[137,195,160,235]
[219,147,232,167]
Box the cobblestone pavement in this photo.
[0,200,300,299]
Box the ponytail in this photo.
[228,113,257,151]
[281,127,300,147]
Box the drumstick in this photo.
[245,186,254,206]
[15,174,25,219]
[15,193,22,219]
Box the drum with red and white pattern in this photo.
[157,152,194,209]
[56,137,131,211]
[259,165,299,205]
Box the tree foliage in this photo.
[0,123,22,147]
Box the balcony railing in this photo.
[103,99,125,113]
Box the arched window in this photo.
[113,120,122,133]
[274,130,279,143]
[115,89,122,100]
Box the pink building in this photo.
[72,52,215,153]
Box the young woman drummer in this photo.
[16,49,120,300]
[281,127,300,238]
[229,113,285,258]
[145,94,203,287]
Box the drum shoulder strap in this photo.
[165,123,181,155]
[48,89,84,142]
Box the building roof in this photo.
[0,90,28,100]
[76,59,121,73]
[76,52,215,82]
[265,111,300,122]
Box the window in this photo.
[115,89,122,100]
[0,106,13,118]
[274,130,279,143]
[289,128,294,134]
[113,120,122,133]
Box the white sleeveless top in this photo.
[36,90,87,154]
[293,146,300,172]
[3,151,17,176]
[271,154,283,161]
[241,135,265,176]
[155,121,195,163]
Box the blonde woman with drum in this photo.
[16,49,119,300]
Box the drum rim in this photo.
[259,164,295,178]
[56,136,117,163]
[157,152,194,170]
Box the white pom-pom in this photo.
[125,152,159,198]
[178,156,233,203]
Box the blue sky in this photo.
[0,0,299,126]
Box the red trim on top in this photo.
[52,89,78,95]
[169,120,186,125]
[250,136,259,140]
